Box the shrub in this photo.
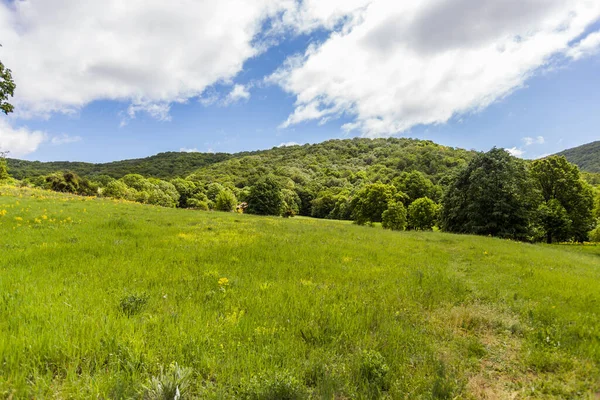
[590,224,600,242]
[382,202,407,231]
[407,197,438,230]
[246,176,284,216]
[215,189,238,212]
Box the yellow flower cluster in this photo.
[218,277,230,286]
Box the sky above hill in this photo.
[0,0,599,162]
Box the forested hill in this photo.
[187,138,476,187]
[557,140,600,173]
[6,151,231,180]
[7,138,476,183]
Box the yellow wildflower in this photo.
[218,277,230,286]
[14,217,23,221]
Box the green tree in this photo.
[246,176,284,216]
[0,54,16,115]
[440,148,538,240]
[407,197,438,230]
[0,151,10,181]
[281,188,301,217]
[537,199,571,244]
[215,189,237,212]
[382,202,407,231]
[352,183,404,225]
[531,156,595,242]
[394,171,438,203]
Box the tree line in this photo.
[1,146,599,243]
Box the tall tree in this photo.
[531,156,595,242]
[0,49,16,115]
[246,175,284,216]
[440,148,538,240]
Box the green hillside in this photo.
[6,151,232,180]
[1,186,599,398]
[557,140,600,173]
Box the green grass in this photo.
[1,186,599,399]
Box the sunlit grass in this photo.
[1,186,599,398]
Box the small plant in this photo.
[238,371,306,400]
[359,350,389,391]
[119,294,148,317]
[143,362,193,400]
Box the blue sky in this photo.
[1,1,599,162]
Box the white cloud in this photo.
[522,136,545,146]
[506,147,525,157]
[51,134,82,145]
[180,147,199,153]
[0,0,291,120]
[567,31,600,60]
[278,141,300,147]
[271,0,600,137]
[225,84,251,105]
[0,119,46,156]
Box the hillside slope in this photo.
[0,186,598,398]
[6,151,232,179]
[187,138,476,186]
[557,140,600,173]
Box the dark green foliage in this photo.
[537,199,572,244]
[0,58,16,115]
[557,140,600,173]
[45,171,98,196]
[531,156,595,242]
[215,189,238,212]
[352,183,398,225]
[246,176,284,216]
[440,148,538,240]
[407,197,438,230]
[382,201,407,231]
[6,151,231,180]
[311,193,337,219]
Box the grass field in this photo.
[1,186,599,399]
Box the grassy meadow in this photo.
[1,186,599,399]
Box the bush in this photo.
[382,202,407,231]
[215,189,238,212]
[407,197,438,230]
[246,176,284,216]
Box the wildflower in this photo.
[484,251,488,255]
[218,277,229,287]
[42,215,48,220]
[0,209,7,216]
[14,217,22,221]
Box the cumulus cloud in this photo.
[271,0,600,137]
[51,134,82,145]
[0,0,291,120]
[278,141,300,147]
[180,147,199,153]
[225,84,251,105]
[0,119,46,156]
[567,31,600,60]
[506,147,525,157]
[522,136,545,146]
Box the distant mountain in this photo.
[6,151,232,180]
[557,141,600,173]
